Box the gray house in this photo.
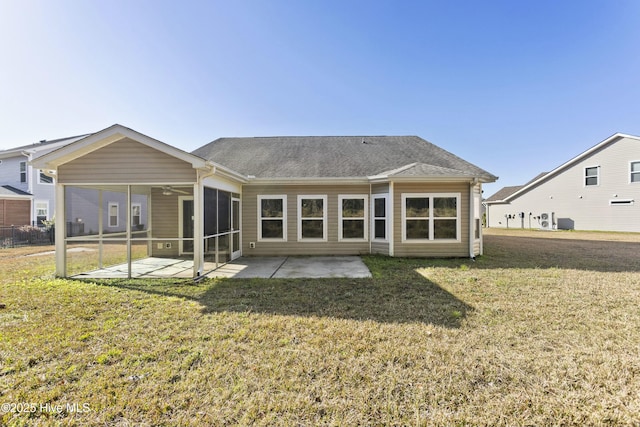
[32,124,497,278]
[0,135,88,226]
[485,133,640,232]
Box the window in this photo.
[298,195,327,241]
[108,202,119,227]
[258,195,287,241]
[35,201,48,226]
[585,166,599,186]
[339,195,368,240]
[19,162,26,183]
[372,194,388,241]
[39,170,53,184]
[402,193,460,242]
[131,203,141,227]
[631,161,640,183]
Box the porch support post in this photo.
[54,183,66,277]
[127,185,132,279]
[193,182,204,277]
[469,181,476,259]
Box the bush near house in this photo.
[1,229,639,426]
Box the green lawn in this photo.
[1,229,640,426]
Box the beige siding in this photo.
[242,184,372,256]
[371,241,390,255]
[0,199,31,226]
[58,138,197,184]
[393,182,470,257]
[149,187,192,257]
[487,136,640,232]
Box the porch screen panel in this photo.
[218,190,231,233]
[204,187,218,236]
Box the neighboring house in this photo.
[32,124,497,278]
[0,135,90,226]
[485,133,640,232]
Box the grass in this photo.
[1,229,640,426]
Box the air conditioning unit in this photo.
[539,212,554,230]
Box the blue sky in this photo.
[1,0,639,197]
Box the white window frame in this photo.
[584,165,599,187]
[19,161,27,183]
[630,161,640,184]
[35,200,49,225]
[38,169,54,185]
[297,195,327,242]
[371,194,389,242]
[108,202,119,228]
[338,194,368,241]
[131,203,142,227]
[257,195,287,241]
[401,193,461,243]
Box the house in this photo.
[31,124,497,278]
[484,133,640,232]
[0,134,89,226]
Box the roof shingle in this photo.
[192,136,496,181]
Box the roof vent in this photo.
[362,138,367,144]
[40,140,47,144]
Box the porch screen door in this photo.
[180,198,194,254]
[231,197,241,260]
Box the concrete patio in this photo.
[72,256,372,279]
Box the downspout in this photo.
[469,179,477,259]
[369,182,372,255]
[193,165,218,278]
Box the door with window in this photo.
[179,197,194,254]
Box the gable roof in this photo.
[485,172,549,203]
[193,136,497,182]
[0,185,32,199]
[0,134,91,160]
[487,132,640,204]
[31,124,207,170]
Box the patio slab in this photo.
[73,256,372,279]
[206,256,371,279]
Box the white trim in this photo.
[371,193,389,242]
[131,203,142,227]
[338,194,368,241]
[38,169,54,185]
[584,165,599,187]
[401,193,461,243]
[630,160,640,184]
[34,200,49,225]
[107,202,119,227]
[19,161,27,183]
[257,195,287,242]
[297,195,327,242]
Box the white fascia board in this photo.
[246,176,371,185]
[205,161,248,183]
[503,132,639,203]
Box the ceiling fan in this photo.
[161,186,190,196]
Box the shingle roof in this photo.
[0,185,32,197]
[192,136,496,181]
[485,185,523,202]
